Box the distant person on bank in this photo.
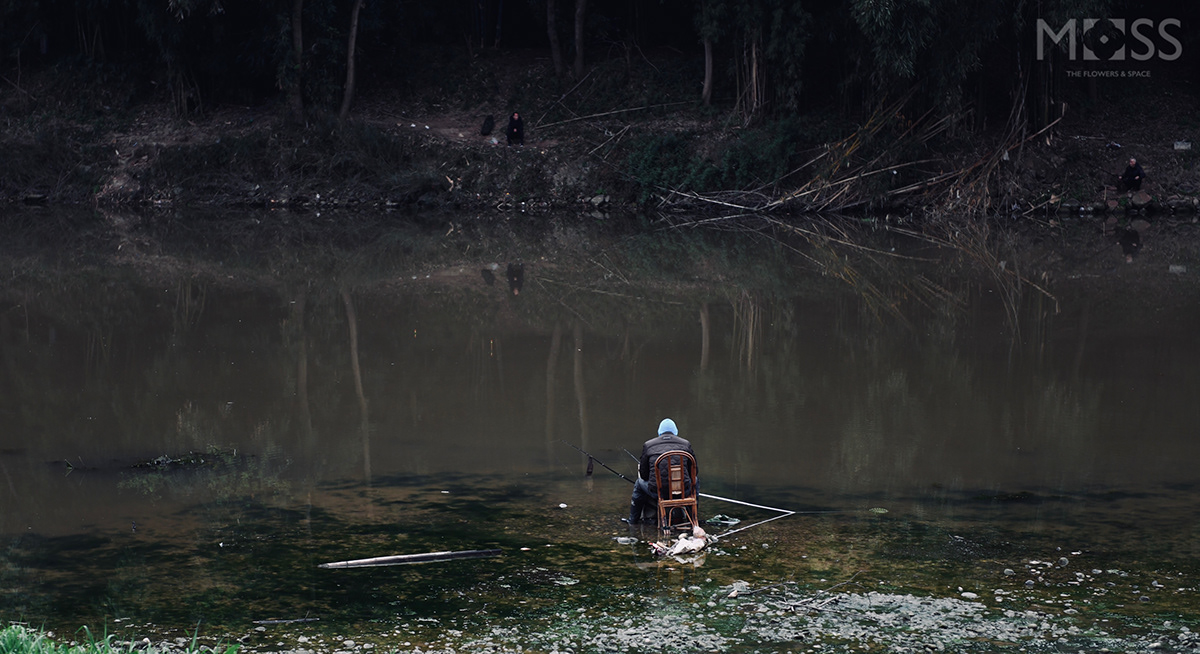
[506,112,524,146]
[1119,158,1145,192]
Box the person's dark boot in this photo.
[624,505,639,525]
[627,498,643,525]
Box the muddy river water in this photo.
[1,211,1198,652]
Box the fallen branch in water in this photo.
[252,617,320,625]
[739,581,798,597]
[788,570,864,612]
[320,548,501,569]
[792,594,843,612]
[765,159,939,212]
[663,188,758,212]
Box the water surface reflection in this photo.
[1,215,1197,650]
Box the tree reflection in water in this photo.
[0,211,1198,649]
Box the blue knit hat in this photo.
[658,418,678,435]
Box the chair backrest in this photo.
[653,450,697,499]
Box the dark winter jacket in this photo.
[638,433,695,496]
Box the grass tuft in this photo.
[0,625,238,654]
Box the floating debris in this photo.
[320,548,502,569]
[651,528,710,558]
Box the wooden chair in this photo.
[653,450,699,532]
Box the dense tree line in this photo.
[1,0,1195,127]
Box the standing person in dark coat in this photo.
[626,418,696,524]
[506,111,524,145]
[1119,157,1145,191]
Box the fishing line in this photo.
[696,492,793,514]
[712,511,795,540]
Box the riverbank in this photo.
[3,51,1198,220]
[3,53,1199,323]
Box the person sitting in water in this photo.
[1119,157,1145,192]
[627,418,696,525]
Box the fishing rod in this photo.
[560,440,637,483]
